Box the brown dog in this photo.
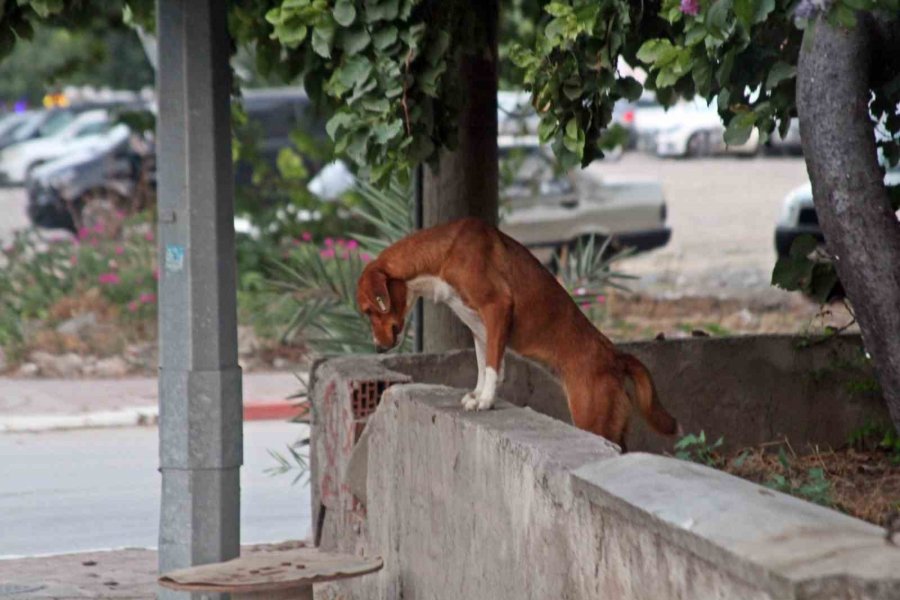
[356,218,679,448]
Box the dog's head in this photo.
[357,263,408,353]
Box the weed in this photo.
[674,430,724,467]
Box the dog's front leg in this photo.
[465,298,512,411]
[461,338,486,408]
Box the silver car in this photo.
[498,136,670,264]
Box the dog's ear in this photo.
[367,268,391,313]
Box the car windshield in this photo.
[9,112,46,142]
[37,110,76,137]
[74,121,111,137]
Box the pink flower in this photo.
[115,246,124,255]
[680,0,700,15]
[144,230,154,242]
[98,272,120,285]
[128,301,139,312]
[324,237,334,248]
[346,239,359,250]
[320,248,335,259]
[139,292,156,304]
[77,227,91,241]
[580,302,590,310]
[92,223,106,235]
[301,231,312,242]
[361,253,371,262]
[574,287,586,296]
[596,295,607,304]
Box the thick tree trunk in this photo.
[797,14,900,432]
[421,0,499,352]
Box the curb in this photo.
[0,401,307,433]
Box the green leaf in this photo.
[341,26,371,54]
[325,112,354,139]
[311,21,336,58]
[537,118,558,144]
[706,0,733,38]
[373,119,403,143]
[765,61,796,91]
[334,0,357,26]
[365,0,399,22]
[362,97,390,113]
[615,76,643,102]
[723,111,755,146]
[636,39,675,64]
[789,234,818,259]
[338,55,373,90]
[372,25,398,50]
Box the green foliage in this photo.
[765,447,833,507]
[0,215,158,355]
[848,419,900,464]
[554,234,636,301]
[771,234,839,303]
[674,430,724,467]
[258,178,414,354]
[265,440,310,485]
[0,2,152,103]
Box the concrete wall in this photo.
[311,379,900,600]
[315,334,887,454]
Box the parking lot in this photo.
[590,152,809,299]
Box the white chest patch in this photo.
[407,276,486,342]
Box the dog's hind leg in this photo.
[461,338,486,407]
[565,374,630,450]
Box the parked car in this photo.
[652,97,760,157]
[775,157,900,258]
[613,92,662,150]
[497,136,670,264]
[0,108,78,153]
[0,109,112,184]
[25,124,154,232]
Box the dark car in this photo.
[26,124,155,232]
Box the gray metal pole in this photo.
[156,1,242,599]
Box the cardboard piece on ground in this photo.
[158,548,382,594]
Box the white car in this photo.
[652,97,760,157]
[0,109,111,184]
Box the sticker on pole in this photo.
[165,244,185,273]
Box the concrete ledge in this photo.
[311,358,900,600]
[573,454,899,598]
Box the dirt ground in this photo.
[590,152,810,300]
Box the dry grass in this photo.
[721,440,900,528]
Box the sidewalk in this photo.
[0,541,308,599]
[0,371,307,432]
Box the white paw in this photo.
[461,392,479,411]
[476,395,495,411]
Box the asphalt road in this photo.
[0,421,312,558]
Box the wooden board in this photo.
[158,548,382,594]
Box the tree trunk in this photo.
[797,14,900,432]
[421,0,499,352]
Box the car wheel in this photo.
[686,132,710,157]
[74,188,132,237]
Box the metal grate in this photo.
[350,380,392,441]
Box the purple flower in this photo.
[680,0,700,16]
[794,0,831,20]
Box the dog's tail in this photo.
[620,353,680,436]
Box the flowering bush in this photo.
[0,214,158,360]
